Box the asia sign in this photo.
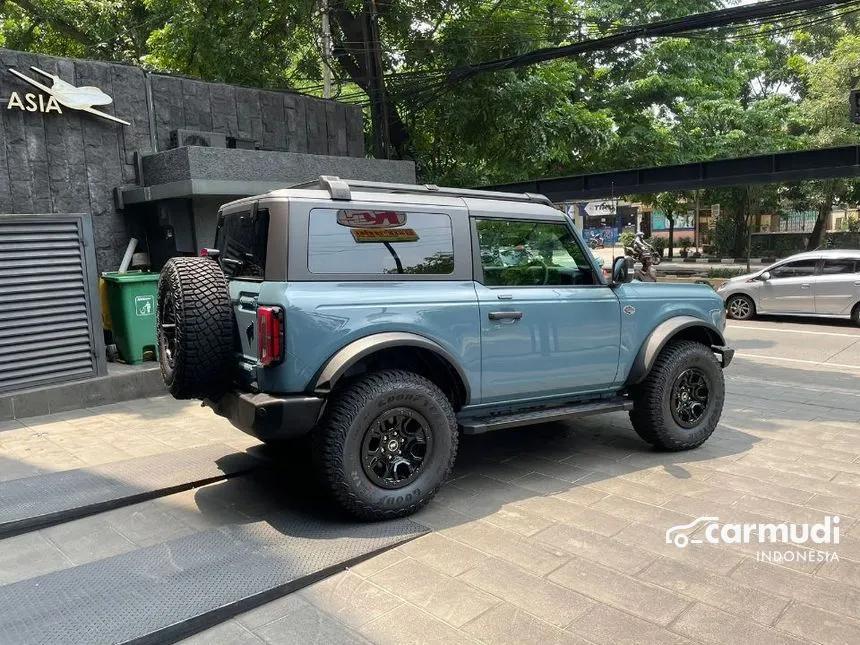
[6,66,130,126]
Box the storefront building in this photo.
[0,48,414,393]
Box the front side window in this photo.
[475,219,596,287]
[769,259,817,279]
[307,209,454,275]
[822,259,859,274]
[214,208,269,280]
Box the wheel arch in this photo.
[312,332,471,409]
[626,316,726,386]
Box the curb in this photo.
[0,366,165,422]
[668,257,774,266]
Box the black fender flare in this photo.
[626,316,728,386]
[312,332,472,404]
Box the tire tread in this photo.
[157,257,234,400]
[315,369,458,520]
[629,340,724,451]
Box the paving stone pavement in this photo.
[1,366,859,645]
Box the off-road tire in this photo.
[157,257,234,400]
[726,294,755,320]
[629,340,724,451]
[315,369,458,520]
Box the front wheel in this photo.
[651,252,662,265]
[629,340,725,451]
[851,303,860,328]
[314,369,458,520]
[726,294,755,320]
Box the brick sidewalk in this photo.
[2,384,860,645]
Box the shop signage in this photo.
[6,66,130,125]
[584,200,616,217]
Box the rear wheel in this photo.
[726,294,755,320]
[314,369,458,520]
[157,257,234,400]
[629,340,724,451]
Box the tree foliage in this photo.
[0,0,857,204]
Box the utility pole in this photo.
[361,0,383,158]
[366,0,390,158]
[321,0,332,99]
[694,189,700,253]
[851,89,860,124]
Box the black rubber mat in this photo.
[0,444,259,538]
[0,511,426,645]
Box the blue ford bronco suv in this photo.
[156,176,733,520]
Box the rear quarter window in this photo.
[307,209,454,275]
[214,208,270,280]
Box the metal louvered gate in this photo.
[0,214,105,393]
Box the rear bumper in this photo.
[206,390,325,441]
[712,345,735,368]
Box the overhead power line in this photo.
[445,0,858,84]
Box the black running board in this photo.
[459,397,633,435]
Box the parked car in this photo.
[718,250,860,325]
[156,177,733,520]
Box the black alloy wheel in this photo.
[670,368,710,428]
[361,408,433,489]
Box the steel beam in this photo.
[484,146,860,200]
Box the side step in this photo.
[460,397,633,435]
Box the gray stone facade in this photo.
[0,48,402,273]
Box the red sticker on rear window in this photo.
[336,210,407,228]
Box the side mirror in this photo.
[760,271,771,281]
[612,256,632,285]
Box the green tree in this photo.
[636,192,690,259]
[797,34,860,250]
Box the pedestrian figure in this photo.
[634,255,657,282]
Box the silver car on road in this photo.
[717,249,860,326]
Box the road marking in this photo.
[737,353,860,371]
[727,324,860,338]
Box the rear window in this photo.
[822,259,859,274]
[214,208,269,280]
[307,209,454,275]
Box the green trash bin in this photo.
[101,271,160,365]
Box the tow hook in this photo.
[711,345,735,368]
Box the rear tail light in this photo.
[257,306,284,367]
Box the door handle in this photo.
[488,311,523,321]
[854,281,860,287]
[801,284,811,289]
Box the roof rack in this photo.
[289,175,555,207]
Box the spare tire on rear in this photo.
[157,257,234,400]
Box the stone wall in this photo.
[0,48,366,272]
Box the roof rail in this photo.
[289,176,555,207]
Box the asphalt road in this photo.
[724,316,860,419]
